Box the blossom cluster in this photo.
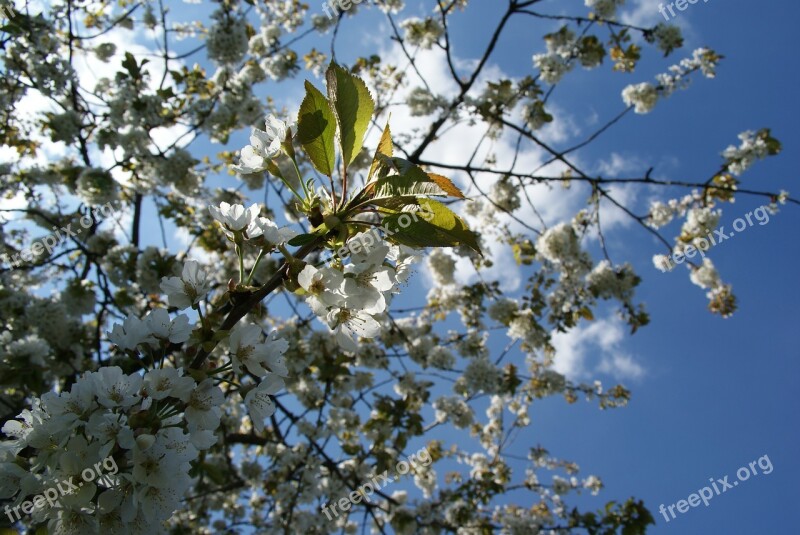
[585,0,625,20]
[622,48,720,113]
[298,235,420,351]
[1,241,294,531]
[1,366,220,532]
[208,201,297,246]
[400,17,444,49]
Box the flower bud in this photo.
[135,434,156,451]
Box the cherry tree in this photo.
[0,0,791,533]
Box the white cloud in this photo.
[620,0,662,28]
[550,315,645,381]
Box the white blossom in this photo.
[144,309,192,344]
[160,260,213,310]
[229,324,289,378]
[184,378,224,430]
[209,202,260,235]
[533,53,572,85]
[107,314,155,351]
[91,367,143,409]
[585,0,625,20]
[231,115,290,174]
[622,82,658,114]
[245,374,285,432]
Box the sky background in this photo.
[5,0,798,532]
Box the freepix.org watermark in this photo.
[1,202,119,269]
[658,0,710,21]
[321,446,432,521]
[4,455,119,522]
[655,205,771,272]
[320,0,364,20]
[330,206,434,263]
[659,453,773,523]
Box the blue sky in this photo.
[19,0,794,530]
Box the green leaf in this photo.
[366,158,465,207]
[390,158,465,198]
[426,172,465,199]
[121,52,148,80]
[368,121,393,181]
[325,63,375,168]
[121,52,139,79]
[297,81,336,176]
[383,198,482,254]
[372,172,449,202]
[287,233,319,246]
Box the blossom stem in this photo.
[290,156,310,198]
[236,244,245,284]
[195,304,206,331]
[275,171,304,203]
[189,237,325,369]
[206,362,233,375]
[245,249,266,286]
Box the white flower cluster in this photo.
[1,365,220,532]
[155,149,201,195]
[622,48,720,113]
[249,24,281,55]
[586,260,638,301]
[585,0,625,20]
[689,258,720,290]
[521,100,552,131]
[206,13,249,66]
[722,130,772,176]
[407,87,446,117]
[507,309,549,352]
[299,235,420,351]
[208,201,297,245]
[532,25,605,85]
[621,82,658,114]
[681,206,721,240]
[543,27,578,60]
[427,248,456,286]
[490,178,521,212]
[533,52,572,85]
[647,200,674,228]
[262,49,299,81]
[377,0,405,14]
[76,167,118,205]
[0,243,293,529]
[656,47,719,96]
[488,298,518,325]
[460,357,501,395]
[652,23,683,55]
[536,223,583,265]
[231,115,292,175]
[400,17,444,49]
